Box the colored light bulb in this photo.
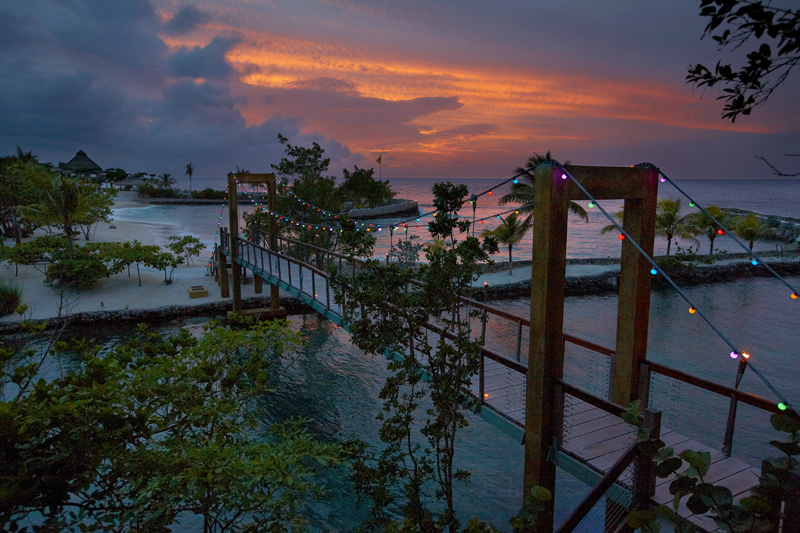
[650,268,657,275]
[515,210,519,214]
[561,173,567,180]
[618,234,625,240]
[513,179,519,184]
[488,191,493,195]
[689,202,695,207]
[792,293,798,299]
[660,177,666,183]
[730,351,738,359]
[742,351,750,359]
[588,202,594,208]
[751,259,758,265]
[689,307,696,314]
[778,402,787,411]
[717,229,724,235]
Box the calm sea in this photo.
[118,177,800,261]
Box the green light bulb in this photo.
[778,402,787,411]
[689,202,695,207]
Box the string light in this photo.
[730,351,739,359]
[751,259,758,266]
[561,173,567,180]
[588,202,595,208]
[513,179,519,184]
[650,268,658,275]
[689,307,696,314]
[792,293,798,300]
[488,191,493,196]
[778,402,788,411]
[660,176,666,183]
[618,234,625,240]
[717,229,724,235]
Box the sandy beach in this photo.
[0,192,274,322]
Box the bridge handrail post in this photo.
[722,392,739,457]
[312,271,316,301]
[633,408,662,505]
[553,382,564,448]
[515,319,523,362]
[299,263,303,295]
[638,360,651,409]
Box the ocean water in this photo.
[116,177,800,262]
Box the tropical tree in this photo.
[185,162,194,192]
[601,199,700,256]
[19,177,84,248]
[481,212,531,275]
[734,213,776,250]
[0,156,52,242]
[158,172,176,188]
[499,151,588,225]
[687,205,730,255]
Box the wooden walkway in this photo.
[220,231,767,532]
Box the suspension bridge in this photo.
[211,165,798,532]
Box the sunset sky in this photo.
[1,0,798,180]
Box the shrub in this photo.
[138,183,181,198]
[0,280,22,316]
[191,187,227,200]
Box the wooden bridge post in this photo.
[611,169,658,405]
[228,172,242,314]
[218,241,229,298]
[267,173,280,310]
[524,163,569,529]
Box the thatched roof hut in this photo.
[60,150,103,176]
[116,176,148,189]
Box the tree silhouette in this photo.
[185,162,194,192]
[481,212,531,275]
[158,173,176,189]
[499,151,588,225]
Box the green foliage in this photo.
[158,172,176,188]
[687,0,800,121]
[338,218,376,259]
[509,486,552,532]
[333,182,497,532]
[167,234,206,265]
[733,213,776,250]
[0,320,347,532]
[686,205,730,255]
[480,212,530,275]
[191,187,227,200]
[0,280,22,317]
[104,167,128,182]
[500,151,588,224]
[631,412,800,532]
[340,165,395,208]
[138,182,181,198]
[17,177,116,246]
[0,157,55,238]
[390,234,424,269]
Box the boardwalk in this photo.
[219,229,782,532]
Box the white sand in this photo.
[1,193,277,322]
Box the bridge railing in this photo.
[223,228,793,459]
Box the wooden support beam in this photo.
[611,168,658,404]
[218,244,229,298]
[228,172,242,314]
[525,164,569,530]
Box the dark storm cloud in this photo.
[0,1,365,178]
[164,5,211,35]
[0,9,37,48]
[170,35,243,80]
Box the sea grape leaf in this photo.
[769,440,800,456]
[655,457,683,478]
[770,413,800,434]
[679,450,711,476]
[687,493,711,515]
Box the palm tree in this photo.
[687,205,728,255]
[734,213,775,251]
[19,177,85,248]
[159,173,176,189]
[600,199,699,255]
[185,162,194,192]
[480,212,531,275]
[499,151,589,225]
